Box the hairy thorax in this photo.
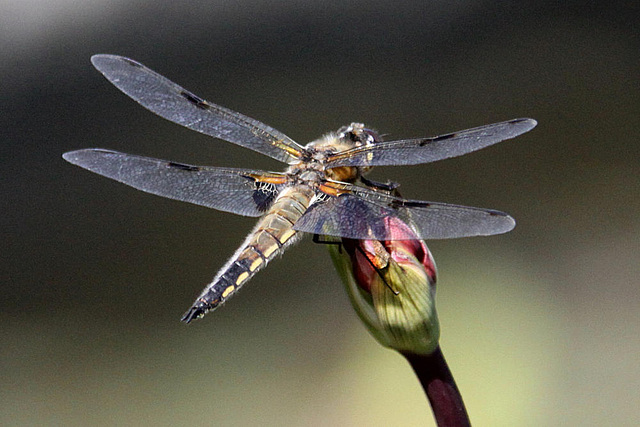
[287,123,379,185]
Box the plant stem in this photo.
[402,346,470,427]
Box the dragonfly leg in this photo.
[312,234,343,253]
[359,176,400,192]
[321,235,400,296]
[353,244,399,295]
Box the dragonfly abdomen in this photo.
[181,186,314,323]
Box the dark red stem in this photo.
[402,346,470,427]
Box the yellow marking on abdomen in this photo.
[250,257,263,272]
[279,229,296,244]
[236,271,250,285]
[222,285,236,298]
[262,243,279,258]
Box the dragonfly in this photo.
[63,55,537,323]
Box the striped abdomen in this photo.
[181,186,314,323]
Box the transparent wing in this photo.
[325,118,537,168]
[293,182,515,240]
[91,55,308,164]
[63,149,288,217]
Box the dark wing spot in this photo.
[419,133,456,146]
[432,133,457,142]
[390,200,430,209]
[253,183,278,212]
[253,191,274,212]
[122,58,142,68]
[487,209,508,217]
[167,162,200,171]
[180,90,210,110]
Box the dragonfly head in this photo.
[299,123,381,182]
[336,123,381,148]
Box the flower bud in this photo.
[329,216,439,355]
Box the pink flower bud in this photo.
[329,216,440,355]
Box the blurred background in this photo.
[2,0,638,425]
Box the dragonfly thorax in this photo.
[299,123,381,183]
[305,123,380,154]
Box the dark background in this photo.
[2,1,638,425]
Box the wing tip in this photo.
[438,211,515,239]
[61,150,76,162]
[91,53,117,66]
[502,214,516,233]
[91,54,142,73]
[62,148,116,166]
[62,149,87,165]
[486,210,516,235]
[511,117,538,132]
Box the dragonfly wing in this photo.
[325,118,537,168]
[91,55,307,164]
[63,149,288,217]
[293,183,515,240]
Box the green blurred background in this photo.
[2,0,638,425]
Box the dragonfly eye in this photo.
[362,128,381,145]
[337,123,381,146]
